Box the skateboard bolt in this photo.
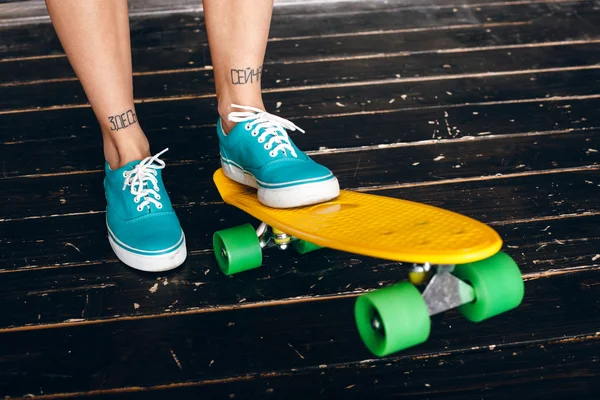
[371,316,383,332]
[221,249,227,258]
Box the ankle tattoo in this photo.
[231,65,263,85]
[108,109,138,131]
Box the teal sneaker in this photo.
[104,148,186,272]
[217,104,340,208]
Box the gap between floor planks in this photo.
[7,35,600,88]
[3,92,600,147]
[2,206,598,273]
[0,263,598,334]
[0,0,593,67]
[0,209,597,332]
[0,0,583,30]
[3,63,600,116]
[0,126,597,181]
[6,332,598,400]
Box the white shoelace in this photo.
[122,148,168,212]
[227,104,305,158]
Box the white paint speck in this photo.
[335,102,345,107]
[134,303,140,309]
[434,155,445,161]
[401,94,407,100]
[276,102,282,109]
[149,283,159,293]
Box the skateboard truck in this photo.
[419,265,475,316]
[256,222,293,250]
[354,254,524,358]
[369,265,475,333]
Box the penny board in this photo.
[214,168,503,265]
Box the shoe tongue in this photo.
[117,160,143,173]
[124,159,142,169]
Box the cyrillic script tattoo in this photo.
[231,66,263,85]
[108,109,138,131]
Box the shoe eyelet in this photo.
[245,123,251,130]
[156,195,161,200]
[258,138,264,143]
[157,204,163,209]
[134,198,140,203]
[264,144,271,150]
[270,151,276,157]
[137,205,143,212]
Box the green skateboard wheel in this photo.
[213,223,262,275]
[453,251,524,322]
[292,239,322,254]
[355,282,431,357]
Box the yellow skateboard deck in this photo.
[213,168,502,265]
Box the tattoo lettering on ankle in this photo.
[108,109,138,131]
[231,65,263,85]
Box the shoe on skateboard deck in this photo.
[212,168,525,357]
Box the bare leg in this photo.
[45,0,150,169]
[201,0,340,208]
[45,0,186,272]
[203,0,274,133]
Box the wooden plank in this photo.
[3,63,600,148]
[0,170,598,331]
[0,0,553,26]
[4,4,600,84]
[0,209,598,331]
[1,128,598,219]
[56,336,600,399]
[5,41,600,111]
[2,91,598,177]
[1,0,585,59]
[0,268,598,398]
[2,63,600,170]
[3,165,599,269]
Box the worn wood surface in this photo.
[56,337,600,400]
[1,0,599,398]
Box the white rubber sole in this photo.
[108,233,187,272]
[222,160,340,208]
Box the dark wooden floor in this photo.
[1,0,600,398]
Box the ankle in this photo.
[218,99,265,134]
[102,126,151,169]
